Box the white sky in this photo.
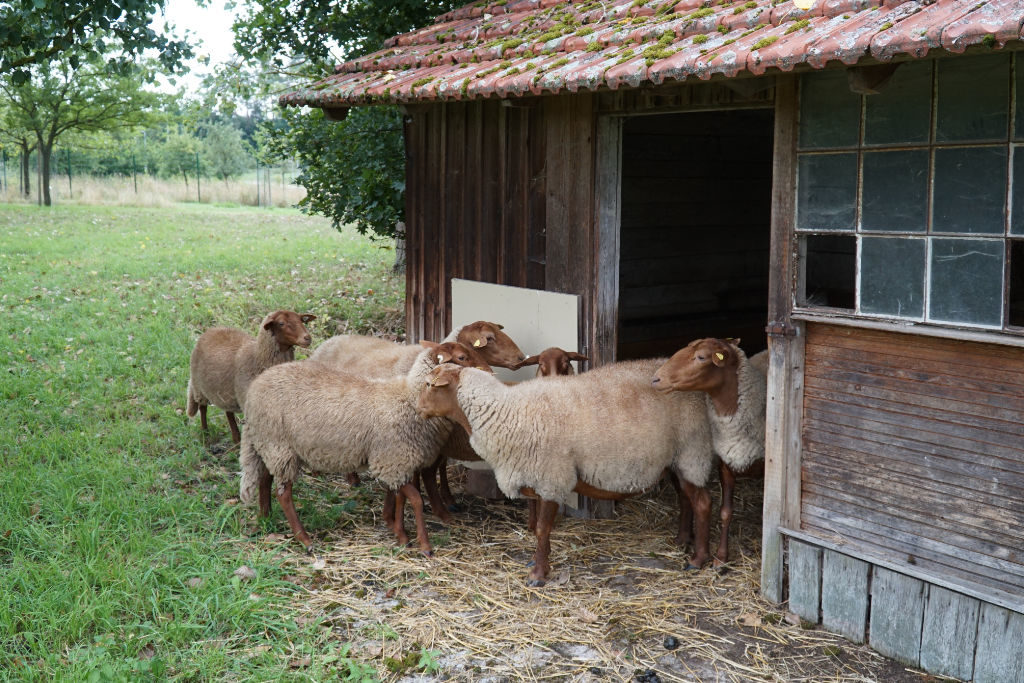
[151,0,240,93]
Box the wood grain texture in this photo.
[787,539,821,622]
[821,550,869,643]
[920,585,979,681]
[973,603,1024,683]
[869,567,925,666]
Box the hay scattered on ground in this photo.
[265,471,928,682]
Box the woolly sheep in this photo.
[515,346,589,378]
[416,361,716,585]
[310,320,526,377]
[652,338,768,565]
[186,310,315,443]
[238,340,488,555]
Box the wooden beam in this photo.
[593,114,622,368]
[761,73,803,603]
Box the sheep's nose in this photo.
[651,377,661,386]
[518,353,526,361]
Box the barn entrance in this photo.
[616,108,774,360]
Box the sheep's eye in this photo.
[697,354,706,362]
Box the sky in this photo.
[151,0,241,93]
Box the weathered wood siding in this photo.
[404,96,596,354]
[800,322,1024,600]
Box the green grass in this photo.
[0,203,403,681]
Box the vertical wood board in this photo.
[920,585,980,681]
[973,603,1024,683]
[821,550,869,643]
[787,540,821,623]
[869,567,926,666]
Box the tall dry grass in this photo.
[0,173,306,208]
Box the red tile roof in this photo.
[280,0,1024,108]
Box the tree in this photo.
[0,104,36,197]
[201,122,252,182]
[158,132,200,189]
[0,0,191,82]
[232,0,461,238]
[0,50,163,205]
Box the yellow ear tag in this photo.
[473,339,482,347]
[715,352,725,361]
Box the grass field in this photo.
[0,203,402,681]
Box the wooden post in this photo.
[761,73,804,603]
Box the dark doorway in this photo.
[617,108,774,360]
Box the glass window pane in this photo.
[1016,53,1024,140]
[1012,146,1024,235]
[1010,240,1024,327]
[929,238,1003,326]
[862,150,928,232]
[865,60,931,146]
[860,237,925,317]
[936,54,1009,142]
[799,70,861,149]
[797,153,858,231]
[933,147,1007,234]
[802,234,856,309]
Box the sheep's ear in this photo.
[300,314,316,323]
[567,352,589,362]
[263,318,278,331]
[724,337,741,348]
[436,351,453,364]
[472,337,488,348]
[419,340,438,350]
[518,354,540,368]
[430,375,450,387]
[713,351,727,367]
[496,323,504,330]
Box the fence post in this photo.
[195,151,200,203]
[66,148,72,196]
[132,153,137,193]
[256,156,260,207]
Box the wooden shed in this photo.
[283,1,1024,679]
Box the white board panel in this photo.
[451,278,580,383]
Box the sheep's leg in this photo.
[527,499,559,587]
[680,481,712,570]
[199,405,209,434]
[396,482,433,556]
[418,461,454,524]
[527,499,538,533]
[391,488,409,546]
[276,482,313,551]
[436,455,460,511]
[346,472,361,486]
[665,469,694,546]
[258,468,274,518]
[225,411,241,444]
[715,462,737,566]
[382,490,396,526]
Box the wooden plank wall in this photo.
[800,323,1024,599]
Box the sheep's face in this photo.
[264,310,316,350]
[416,365,471,432]
[652,338,739,394]
[516,347,588,377]
[459,321,527,369]
[419,340,491,371]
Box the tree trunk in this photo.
[393,221,406,273]
[19,144,31,198]
[39,141,52,206]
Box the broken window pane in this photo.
[932,146,1007,235]
[862,150,928,232]
[936,54,1009,142]
[860,237,925,317]
[802,234,856,309]
[1010,240,1024,327]
[799,70,861,149]
[865,60,932,146]
[929,238,1003,326]
[797,153,857,231]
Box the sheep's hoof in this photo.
[525,560,536,568]
[715,563,732,576]
[446,503,463,513]
[683,563,701,572]
[526,578,547,588]
[421,550,434,558]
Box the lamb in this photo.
[238,340,489,555]
[652,338,768,565]
[310,320,525,376]
[416,361,716,585]
[186,310,316,443]
[515,346,589,377]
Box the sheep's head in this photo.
[652,338,741,396]
[418,339,491,371]
[516,347,588,377]
[457,321,526,369]
[417,364,472,434]
[263,310,316,350]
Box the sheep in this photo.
[238,340,489,555]
[515,346,589,377]
[311,321,526,514]
[310,320,525,376]
[186,310,316,443]
[416,361,716,585]
[652,338,768,565]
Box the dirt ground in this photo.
[269,470,944,682]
